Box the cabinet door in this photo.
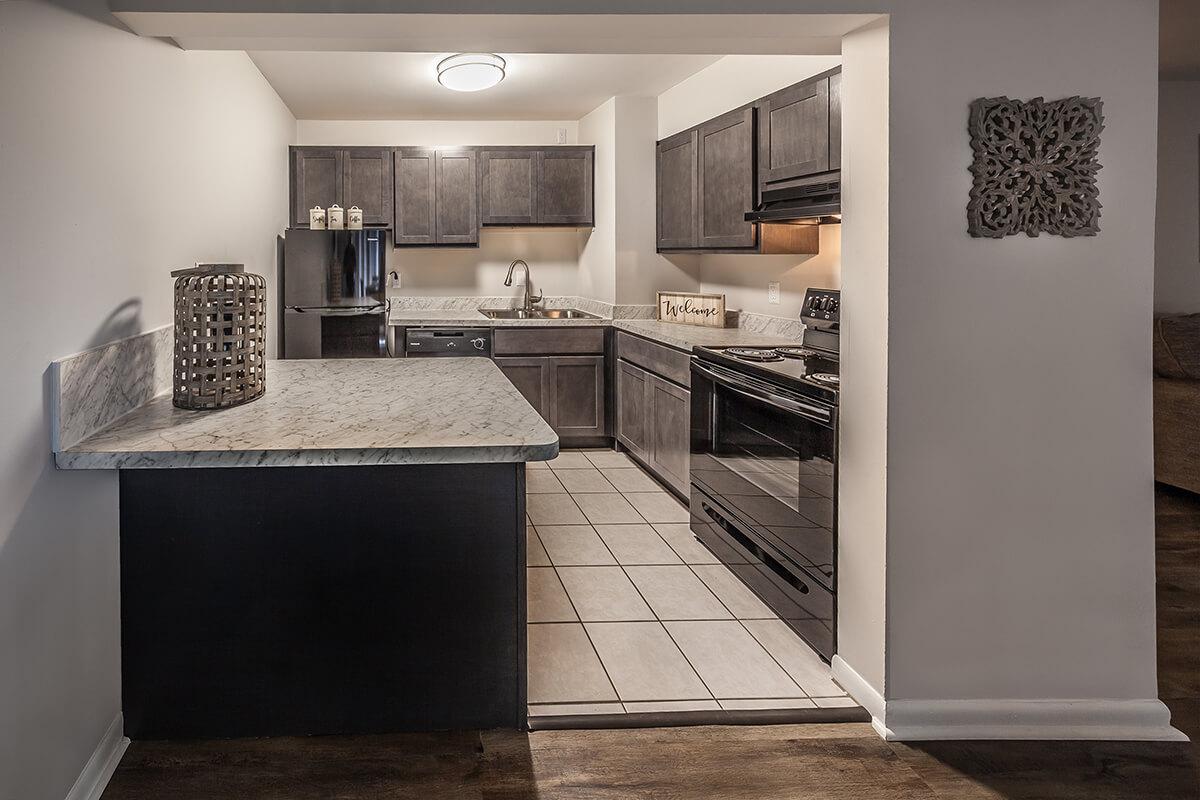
[656,129,698,249]
[480,149,537,225]
[828,70,842,172]
[616,360,651,461]
[290,147,342,227]
[697,107,756,249]
[343,147,393,226]
[435,149,479,244]
[759,77,830,187]
[393,148,437,245]
[649,376,691,497]
[537,149,593,225]
[495,357,550,421]
[549,356,606,439]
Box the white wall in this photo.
[833,16,889,702]
[297,119,578,146]
[0,3,295,798]
[657,55,842,139]
[579,96,701,306]
[299,119,586,300]
[1155,81,1200,314]
[612,96,701,305]
[699,225,842,317]
[578,100,618,303]
[883,0,1162,715]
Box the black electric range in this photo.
[688,289,841,661]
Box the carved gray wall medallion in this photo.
[968,96,1104,238]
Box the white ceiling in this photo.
[250,52,723,120]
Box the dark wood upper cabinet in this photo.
[697,107,756,249]
[759,75,831,189]
[537,149,593,225]
[290,147,341,228]
[291,146,391,228]
[342,148,393,227]
[435,149,479,244]
[828,70,842,172]
[479,146,594,227]
[479,149,538,225]
[656,129,699,249]
[393,148,437,245]
[394,148,479,247]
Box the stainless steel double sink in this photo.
[478,308,601,320]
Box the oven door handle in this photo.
[692,362,833,424]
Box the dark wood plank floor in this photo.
[101,486,1200,800]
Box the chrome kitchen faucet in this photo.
[503,259,543,312]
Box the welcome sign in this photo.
[656,291,727,328]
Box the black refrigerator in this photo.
[280,229,392,358]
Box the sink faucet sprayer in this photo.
[504,259,543,312]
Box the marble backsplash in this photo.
[51,325,174,452]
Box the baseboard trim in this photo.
[882,698,1189,741]
[64,712,129,800]
[830,655,889,738]
[830,657,1187,742]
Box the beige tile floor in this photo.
[526,449,852,719]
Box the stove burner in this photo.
[776,346,818,359]
[725,347,783,362]
[811,373,840,385]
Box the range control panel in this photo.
[800,288,841,327]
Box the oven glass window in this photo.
[691,376,835,586]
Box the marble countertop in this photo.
[391,310,800,351]
[56,358,559,470]
[610,319,798,351]
[389,308,609,327]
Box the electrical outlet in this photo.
[388,271,401,289]
[556,127,567,144]
[768,281,781,305]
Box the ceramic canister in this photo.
[327,204,345,230]
[309,206,326,229]
[347,206,363,230]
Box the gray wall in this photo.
[0,3,295,798]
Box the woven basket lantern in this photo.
[172,263,266,410]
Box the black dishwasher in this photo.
[404,328,492,357]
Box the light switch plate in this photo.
[768,281,781,304]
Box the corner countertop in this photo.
[610,320,797,351]
[389,310,799,351]
[56,358,559,470]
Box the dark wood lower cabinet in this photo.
[616,360,651,461]
[648,375,690,496]
[496,352,606,444]
[616,354,691,498]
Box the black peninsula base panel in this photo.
[119,462,526,739]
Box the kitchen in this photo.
[58,51,856,734]
[4,3,1188,799]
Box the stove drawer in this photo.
[691,489,835,661]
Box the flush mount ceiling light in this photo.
[436,53,506,92]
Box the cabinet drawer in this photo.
[616,332,691,387]
[494,327,605,355]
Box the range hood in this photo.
[745,175,840,224]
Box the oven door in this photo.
[689,359,836,590]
